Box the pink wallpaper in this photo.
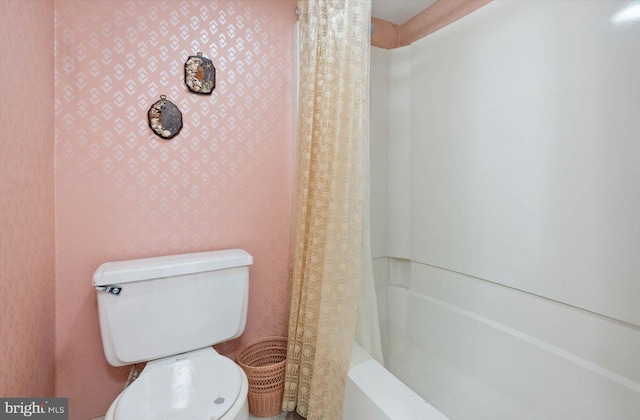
[0,0,56,397]
[54,1,295,418]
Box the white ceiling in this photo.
[371,0,437,25]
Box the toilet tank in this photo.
[93,249,253,367]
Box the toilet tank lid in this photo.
[93,249,253,286]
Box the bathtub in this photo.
[343,343,449,420]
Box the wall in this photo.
[372,1,640,419]
[54,1,295,418]
[0,0,56,397]
[370,0,491,49]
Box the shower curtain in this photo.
[355,140,385,365]
[282,0,371,418]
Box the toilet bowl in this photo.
[104,348,249,420]
[94,250,254,420]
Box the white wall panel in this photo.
[408,0,640,325]
[372,257,390,359]
[370,47,389,259]
[386,46,412,259]
[411,262,640,386]
[372,1,640,419]
[385,285,640,420]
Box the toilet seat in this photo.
[112,348,245,420]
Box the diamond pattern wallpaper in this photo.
[0,0,56,398]
[54,1,295,418]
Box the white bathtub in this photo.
[343,344,448,420]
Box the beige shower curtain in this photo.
[282,0,371,419]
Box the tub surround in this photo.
[370,0,640,418]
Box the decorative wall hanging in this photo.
[147,95,183,140]
[184,52,216,94]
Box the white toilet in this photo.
[93,249,253,420]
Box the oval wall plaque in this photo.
[184,52,216,94]
[147,95,183,140]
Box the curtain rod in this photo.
[294,6,375,35]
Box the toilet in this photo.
[93,249,253,420]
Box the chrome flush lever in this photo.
[95,285,123,295]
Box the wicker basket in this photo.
[237,336,288,418]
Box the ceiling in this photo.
[371,0,438,25]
